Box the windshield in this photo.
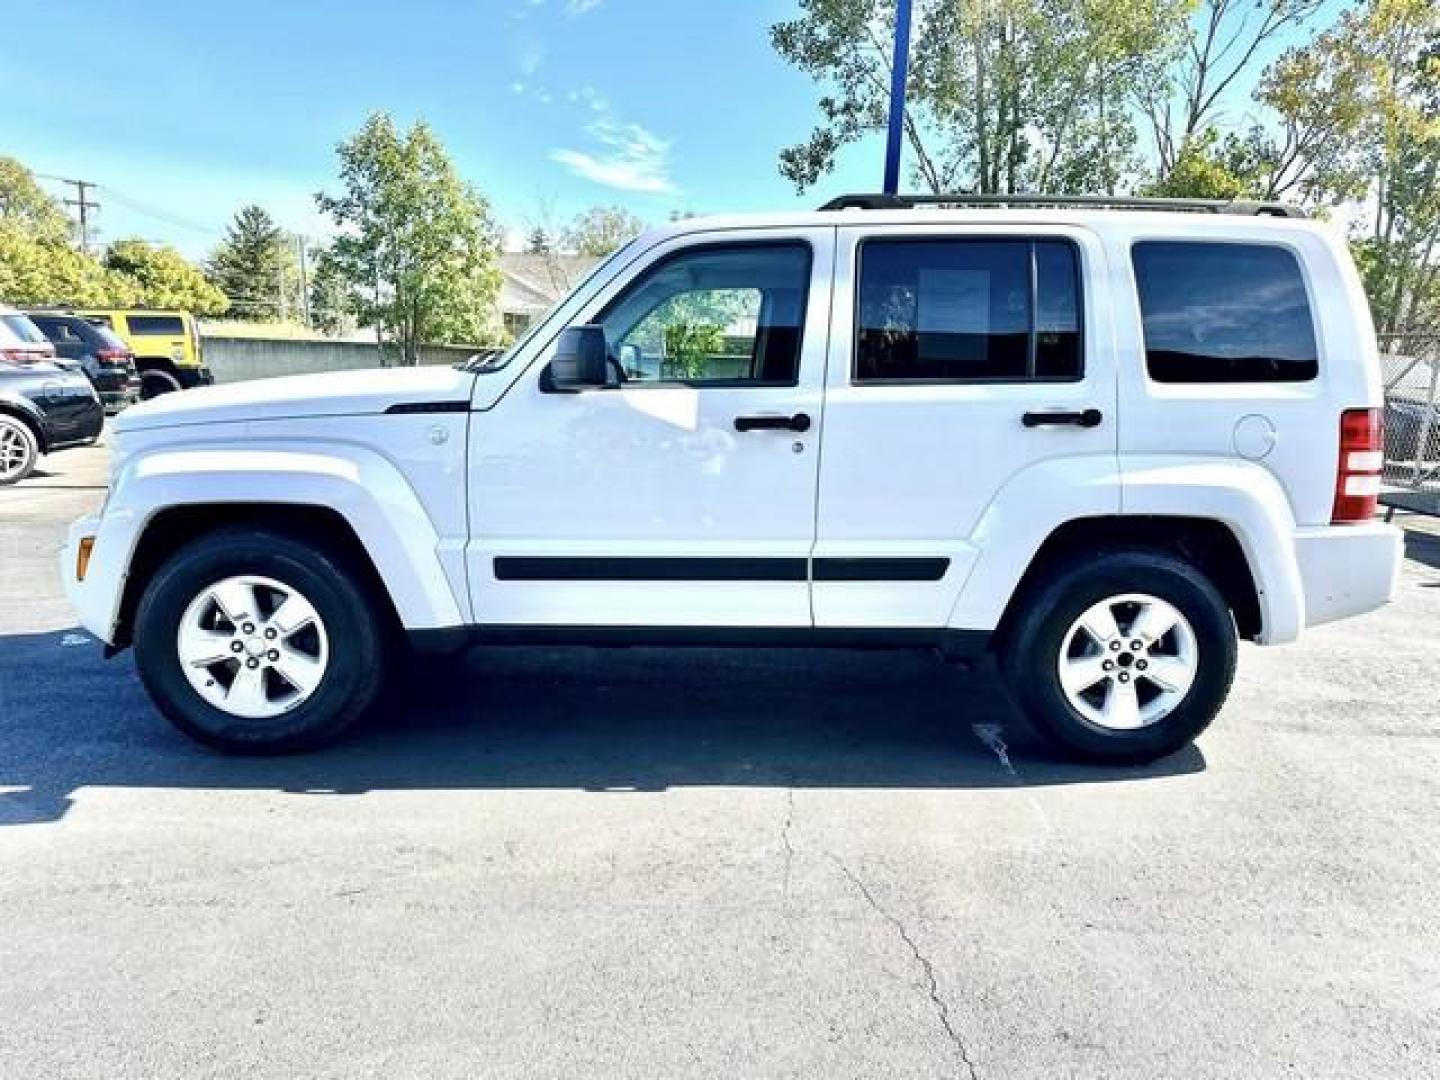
[459,241,637,373]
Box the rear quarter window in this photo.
[125,315,186,336]
[1132,241,1318,383]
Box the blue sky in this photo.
[3,0,870,256]
[2,0,1341,259]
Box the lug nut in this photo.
[264,628,277,640]
[1137,660,1148,671]
[243,622,256,634]
[246,658,259,670]
[267,650,279,661]
[1130,640,1143,651]
[1118,672,1130,683]
[1102,660,1115,672]
[1109,640,1121,652]
[230,641,244,653]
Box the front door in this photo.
[813,223,1118,629]
[467,227,834,628]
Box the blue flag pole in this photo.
[882,0,915,195]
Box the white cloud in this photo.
[564,0,604,16]
[550,118,677,195]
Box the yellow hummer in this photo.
[74,310,211,399]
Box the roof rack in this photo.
[818,193,1306,219]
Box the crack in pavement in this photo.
[833,858,981,1080]
[780,787,796,899]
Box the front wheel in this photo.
[1002,550,1238,764]
[134,529,387,753]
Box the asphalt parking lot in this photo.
[1,433,1437,1079]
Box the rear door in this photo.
[814,223,1117,628]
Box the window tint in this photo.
[855,240,1082,382]
[1132,242,1318,383]
[29,317,85,344]
[126,315,185,336]
[598,243,811,385]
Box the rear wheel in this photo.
[134,529,387,753]
[1002,550,1237,764]
[0,414,39,485]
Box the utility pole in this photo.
[49,176,101,254]
[883,0,915,196]
[296,235,312,330]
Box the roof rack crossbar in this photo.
[818,193,1305,218]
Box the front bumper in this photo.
[1294,521,1404,628]
[62,515,122,645]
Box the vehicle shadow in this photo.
[0,628,1205,826]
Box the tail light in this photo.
[1,348,35,363]
[1332,408,1384,523]
[95,347,133,363]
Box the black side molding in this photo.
[813,558,949,581]
[495,557,807,582]
[385,400,471,415]
[493,556,952,583]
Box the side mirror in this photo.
[548,325,611,391]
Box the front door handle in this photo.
[735,412,812,433]
[1022,408,1103,429]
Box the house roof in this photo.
[499,253,601,315]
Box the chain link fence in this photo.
[1378,331,1440,497]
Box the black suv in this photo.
[26,311,141,414]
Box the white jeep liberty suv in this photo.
[63,194,1403,763]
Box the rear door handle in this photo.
[1022,408,1103,429]
[734,412,812,433]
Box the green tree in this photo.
[103,239,228,314]
[1235,0,1439,329]
[563,205,645,256]
[0,157,72,244]
[1139,0,1325,183]
[207,205,299,322]
[525,227,552,254]
[315,113,502,362]
[772,0,1182,195]
[1142,129,1252,198]
[307,244,360,336]
[0,222,138,306]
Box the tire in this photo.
[133,528,388,753]
[139,367,183,400]
[1001,549,1237,764]
[0,414,39,485]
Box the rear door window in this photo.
[1132,242,1318,383]
[854,239,1083,383]
[126,315,186,336]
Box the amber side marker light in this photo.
[76,537,96,581]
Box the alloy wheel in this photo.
[1057,592,1199,731]
[176,575,330,719]
[0,419,36,483]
